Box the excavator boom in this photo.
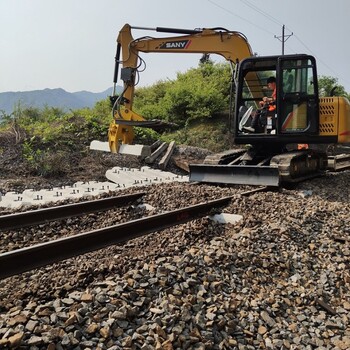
[107,24,254,154]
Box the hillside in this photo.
[0,87,120,114]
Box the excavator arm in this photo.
[108,23,254,153]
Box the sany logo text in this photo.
[157,40,191,49]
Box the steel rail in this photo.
[0,196,232,280]
[0,192,145,231]
[239,186,279,196]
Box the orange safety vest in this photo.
[268,88,277,111]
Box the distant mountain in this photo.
[0,86,123,114]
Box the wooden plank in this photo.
[150,140,162,151]
[145,142,168,164]
[159,141,176,170]
[173,158,190,173]
[316,298,337,315]
[333,236,348,243]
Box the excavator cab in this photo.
[190,54,337,186]
[234,54,326,145]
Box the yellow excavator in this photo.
[103,23,350,186]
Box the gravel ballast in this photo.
[0,169,350,349]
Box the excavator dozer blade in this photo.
[189,164,280,187]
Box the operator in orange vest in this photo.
[260,76,276,111]
[244,76,276,133]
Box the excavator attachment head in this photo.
[90,113,176,157]
[89,120,152,157]
[92,99,177,156]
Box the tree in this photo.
[318,75,350,99]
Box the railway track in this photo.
[0,192,235,280]
[1,175,349,349]
[0,192,145,231]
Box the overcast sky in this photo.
[1,0,349,93]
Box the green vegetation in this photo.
[0,101,112,177]
[130,60,234,152]
[133,61,232,127]
[0,60,348,177]
[318,76,350,99]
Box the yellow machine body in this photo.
[319,97,350,143]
